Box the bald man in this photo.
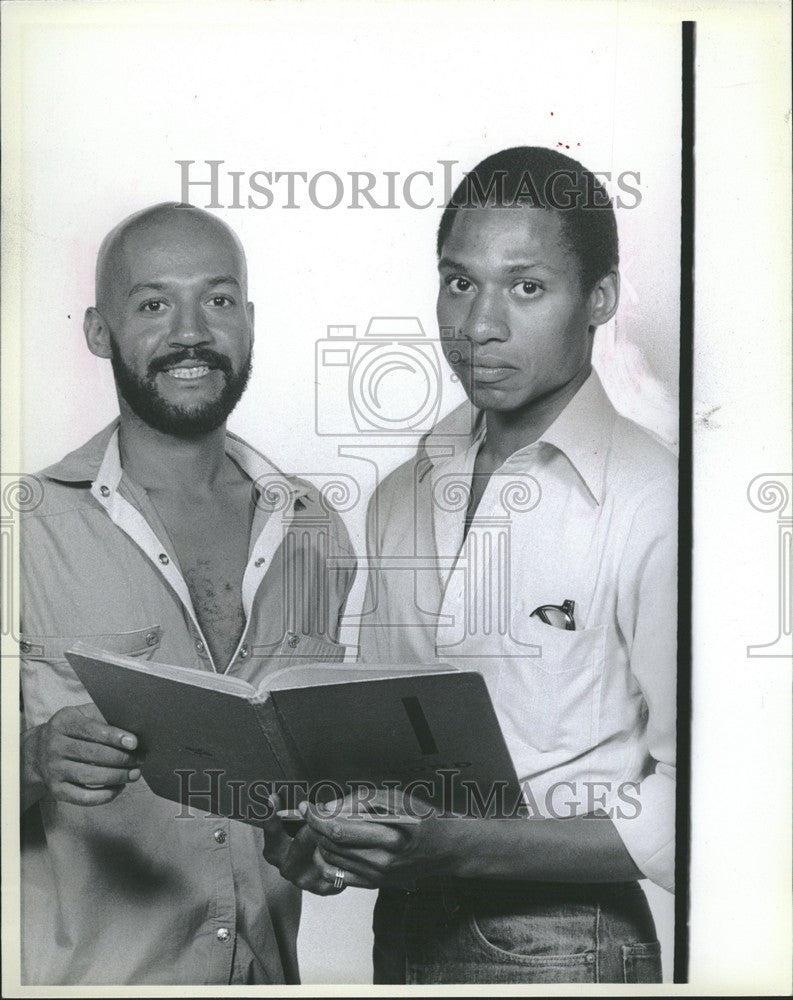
[19,203,356,985]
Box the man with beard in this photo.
[18,203,355,985]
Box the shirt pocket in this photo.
[622,940,662,983]
[275,630,348,663]
[497,616,607,756]
[19,626,163,729]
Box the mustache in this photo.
[148,348,233,376]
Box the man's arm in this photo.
[303,795,641,888]
[609,479,678,892]
[305,475,676,891]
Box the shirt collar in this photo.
[537,370,615,505]
[41,421,120,483]
[41,419,310,502]
[420,369,616,504]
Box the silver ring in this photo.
[332,867,346,890]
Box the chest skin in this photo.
[147,478,254,670]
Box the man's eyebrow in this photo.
[505,261,556,274]
[437,257,468,271]
[206,275,242,288]
[127,281,166,299]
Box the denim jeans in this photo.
[373,878,662,985]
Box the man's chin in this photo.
[123,396,234,437]
[466,384,519,411]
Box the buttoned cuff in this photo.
[610,766,676,893]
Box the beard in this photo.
[109,340,252,438]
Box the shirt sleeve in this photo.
[611,476,678,893]
[357,480,389,665]
[325,507,358,642]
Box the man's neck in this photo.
[117,403,231,493]
[482,365,590,467]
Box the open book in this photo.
[65,642,524,825]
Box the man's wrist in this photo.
[20,725,46,811]
[437,817,490,879]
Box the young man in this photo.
[300,147,677,984]
[19,203,355,984]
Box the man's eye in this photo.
[208,295,233,307]
[447,277,473,294]
[512,280,542,299]
[140,300,165,313]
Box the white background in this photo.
[2,0,790,994]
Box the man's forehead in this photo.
[440,207,576,276]
[122,217,241,264]
[121,233,242,280]
[97,207,247,302]
[444,205,565,250]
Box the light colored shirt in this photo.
[20,421,356,985]
[358,371,678,893]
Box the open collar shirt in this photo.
[20,422,355,985]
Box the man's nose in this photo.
[167,300,211,346]
[462,288,509,345]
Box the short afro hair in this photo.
[437,146,619,291]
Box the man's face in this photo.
[100,215,253,437]
[437,206,602,413]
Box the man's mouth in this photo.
[152,351,230,381]
[461,357,516,383]
[163,363,212,380]
[469,365,513,383]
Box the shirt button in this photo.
[19,640,32,653]
[195,639,205,653]
[239,644,249,658]
[287,634,300,648]
[158,553,169,565]
[254,557,265,568]
[145,631,158,647]
[213,829,227,844]
[99,485,110,497]
[585,952,595,964]
[216,927,230,943]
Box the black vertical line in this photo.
[401,696,440,755]
[675,19,695,986]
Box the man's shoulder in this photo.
[599,414,678,544]
[370,403,475,509]
[21,425,119,520]
[369,447,430,513]
[607,412,678,493]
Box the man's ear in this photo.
[246,301,255,345]
[84,307,112,359]
[588,270,620,328]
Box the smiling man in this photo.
[18,203,355,985]
[296,147,678,984]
